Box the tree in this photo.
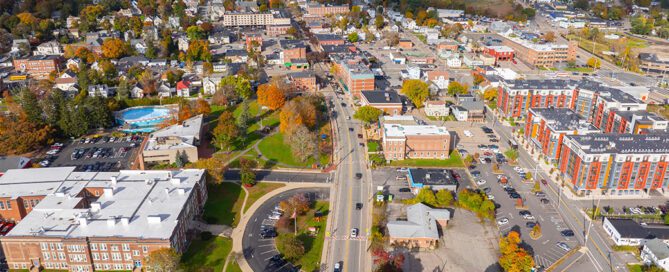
[286,27,298,38]
[285,124,317,162]
[279,97,317,133]
[257,83,286,110]
[236,101,251,134]
[278,234,305,261]
[504,149,519,163]
[447,81,469,96]
[239,158,257,187]
[435,189,454,207]
[219,75,252,100]
[347,32,359,43]
[542,31,556,42]
[525,172,532,181]
[212,111,239,151]
[587,57,601,69]
[374,15,385,29]
[473,73,486,86]
[384,31,400,47]
[194,99,211,115]
[463,155,474,166]
[145,248,180,272]
[483,88,498,101]
[286,193,311,215]
[101,38,128,59]
[186,25,205,40]
[400,79,429,108]
[499,231,535,272]
[175,151,185,167]
[353,106,383,124]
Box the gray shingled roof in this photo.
[387,203,450,240]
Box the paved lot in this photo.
[401,208,501,272]
[430,121,501,152]
[49,135,142,171]
[371,168,472,201]
[243,188,330,272]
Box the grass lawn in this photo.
[414,33,427,44]
[203,183,246,226]
[627,264,643,272]
[226,259,243,272]
[367,141,380,152]
[258,133,319,168]
[180,236,232,272]
[276,201,329,272]
[564,67,594,73]
[389,151,465,167]
[244,182,286,212]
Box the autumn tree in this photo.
[277,234,304,261]
[353,106,383,124]
[435,189,454,207]
[75,47,96,64]
[499,231,535,272]
[285,125,317,162]
[400,79,429,108]
[279,193,311,215]
[347,32,359,43]
[212,111,239,151]
[101,38,129,59]
[542,31,556,42]
[144,248,180,272]
[139,70,158,96]
[279,97,317,133]
[257,83,286,110]
[447,81,469,96]
[483,88,498,102]
[194,99,212,115]
[587,57,601,69]
[473,73,486,86]
[239,158,257,187]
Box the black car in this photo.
[540,198,550,204]
[356,203,363,210]
[490,139,499,142]
[355,173,362,179]
[399,188,411,193]
[471,171,481,178]
[348,128,354,132]
[526,222,537,228]
[510,193,521,199]
[561,229,575,237]
[341,103,347,107]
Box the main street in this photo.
[486,112,626,272]
[323,88,372,272]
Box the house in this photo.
[446,55,461,68]
[360,91,403,115]
[131,39,148,54]
[224,49,248,63]
[0,156,31,176]
[11,39,30,54]
[54,71,78,91]
[641,238,669,271]
[87,84,113,98]
[66,59,81,70]
[424,100,450,117]
[34,41,63,56]
[425,70,449,91]
[202,77,219,95]
[386,203,450,249]
[451,100,485,122]
[139,114,204,168]
[158,83,175,97]
[603,218,669,246]
[176,80,194,97]
[131,84,146,98]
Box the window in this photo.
[111,245,119,251]
[0,201,4,209]
[101,253,108,260]
[92,253,99,260]
[43,252,50,261]
[133,250,140,256]
[56,243,63,250]
[90,243,97,250]
[23,200,30,208]
[99,243,107,251]
[41,242,48,250]
[112,253,122,261]
[122,243,130,251]
[58,252,65,260]
[50,243,54,250]
[52,252,57,260]
[124,253,132,260]
[142,246,148,253]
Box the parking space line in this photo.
[259,249,277,255]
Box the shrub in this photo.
[200,231,213,241]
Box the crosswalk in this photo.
[326,235,367,241]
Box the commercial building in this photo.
[482,45,515,63]
[139,115,203,168]
[13,55,62,80]
[360,91,403,115]
[382,123,451,161]
[600,111,668,134]
[603,218,669,246]
[386,203,450,249]
[279,40,308,66]
[524,108,598,162]
[641,238,669,271]
[287,71,317,93]
[558,133,669,194]
[315,34,345,48]
[501,36,577,67]
[306,3,349,16]
[639,53,669,75]
[0,156,31,176]
[337,62,375,97]
[406,168,458,192]
[496,79,578,118]
[0,167,207,271]
[450,100,485,122]
[221,10,291,27]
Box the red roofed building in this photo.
[176,80,193,97]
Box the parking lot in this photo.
[48,135,143,172]
[372,167,473,201]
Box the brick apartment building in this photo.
[306,3,349,16]
[524,108,598,162]
[13,55,62,80]
[336,62,374,97]
[558,134,669,194]
[245,34,263,51]
[382,123,451,161]
[501,36,577,67]
[483,45,515,63]
[315,34,345,49]
[279,40,308,65]
[287,71,317,93]
[360,91,403,115]
[0,167,207,271]
[600,111,668,134]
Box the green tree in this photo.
[278,234,305,261]
[175,151,185,167]
[347,32,359,42]
[18,88,42,124]
[400,79,429,108]
[212,111,239,151]
[374,15,385,29]
[186,25,205,40]
[435,189,454,207]
[447,81,469,96]
[239,158,257,187]
[353,106,383,124]
[504,149,519,163]
[587,57,601,69]
[463,155,474,166]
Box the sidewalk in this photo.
[230,182,332,272]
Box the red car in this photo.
[0,222,15,235]
[541,179,547,186]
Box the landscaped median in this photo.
[274,200,329,272]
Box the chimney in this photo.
[147,216,161,224]
[164,188,170,196]
[177,188,185,195]
[90,202,101,213]
[79,217,88,227]
[110,176,117,185]
[385,92,390,102]
[107,217,116,226]
[170,178,181,185]
[103,188,114,197]
[145,179,152,185]
[120,217,129,226]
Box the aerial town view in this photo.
[3,0,669,271]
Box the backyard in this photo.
[389,151,465,167]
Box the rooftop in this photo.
[144,114,203,152]
[529,108,597,132]
[1,167,205,240]
[361,91,402,104]
[408,168,457,187]
[606,218,669,240]
[387,203,450,240]
[645,238,669,260]
[568,133,669,154]
[384,124,449,138]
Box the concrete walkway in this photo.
[230,182,332,272]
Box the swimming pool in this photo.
[115,106,175,133]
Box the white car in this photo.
[524,215,536,220]
[487,194,495,200]
[497,218,509,226]
[350,228,358,238]
[464,130,473,137]
[513,166,523,172]
[476,179,487,185]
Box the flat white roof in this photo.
[144,114,203,152]
[384,124,449,137]
[2,167,205,240]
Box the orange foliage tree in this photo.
[194,99,211,115]
[279,97,317,133]
[101,38,128,59]
[499,231,535,272]
[257,83,286,111]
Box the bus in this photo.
[508,138,518,149]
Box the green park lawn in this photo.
[276,201,329,272]
[367,141,380,152]
[257,133,328,168]
[180,236,232,272]
[203,183,246,226]
[244,182,286,212]
[389,151,465,167]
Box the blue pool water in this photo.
[115,106,174,133]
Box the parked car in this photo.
[526,222,537,228]
[560,229,574,237]
[556,242,570,251]
[399,188,411,193]
[497,218,509,226]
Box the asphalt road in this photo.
[242,188,330,272]
[486,113,624,272]
[224,170,331,183]
[324,89,372,272]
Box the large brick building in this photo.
[524,108,598,162]
[13,55,62,80]
[382,123,451,161]
[279,40,308,66]
[501,36,577,67]
[336,62,375,97]
[0,167,207,271]
[306,3,349,16]
[558,134,669,195]
[287,71,318,93]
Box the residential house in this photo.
[387,203,450,249]
[176,80,194,97]
[87,84,113,98]
[202,77,219,95]
[34,41,63,56]
[287,71,318,93]
[446,55,461,68]
[641,238,669,271]
[424,100,450,118]
[54,71,78,92]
